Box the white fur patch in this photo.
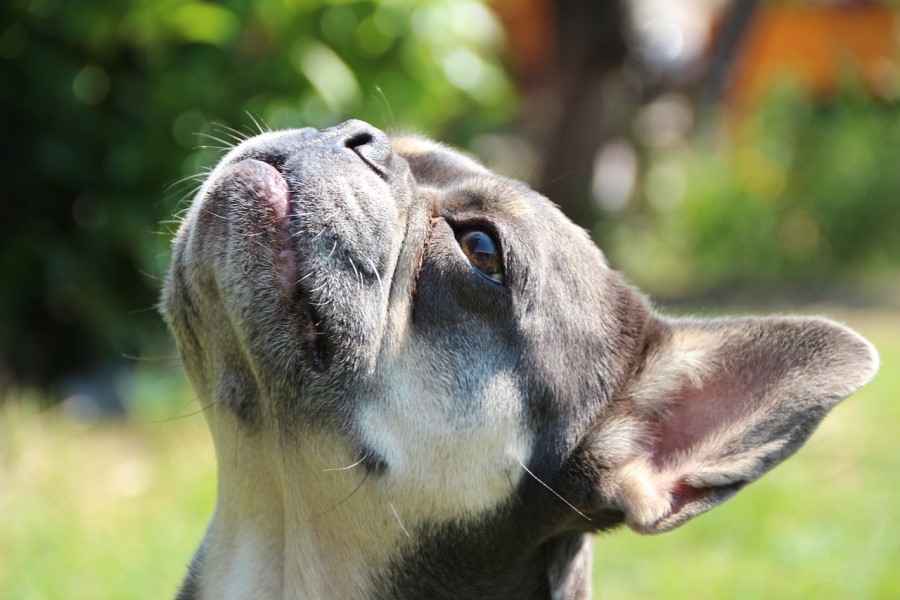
[358,358,533,522]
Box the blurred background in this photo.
[1,0,898,597]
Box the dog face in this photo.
[162,120,877,599]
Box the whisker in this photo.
[517,458,591,522]
[174,186,202,211]
[302,470,371,524]
[246,111,267,135]
[373,85,396,131]
[164,172,206,194]
[293,272,315,289]
[133,401,213,424]
[163,172,207,210]
[121,351,180,362]
[308,280,330,294]
[233,409,240,471]
[390,503,411,539]
[323,454,368,472]
[210,122,248,145]
[348,258,362,298]
[366,257,384,297]
[201,208,229,222]
[196,131,238,150]
[304,212,341,242]
[193,144,231,152]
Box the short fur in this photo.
[161,120,878,599]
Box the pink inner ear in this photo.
[671,479,713,506]
[649,330,802,469]
[651,377,758,468]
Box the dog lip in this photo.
[222,157,289,213]
[226,157,333,373]
[229,158,299,290]
[242,158,290,219]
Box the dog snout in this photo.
[223,127,319,171]
[326,119,394,179]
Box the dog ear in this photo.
[584,315,877,534]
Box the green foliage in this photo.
[0,0,515,389]
[605,86,900,296]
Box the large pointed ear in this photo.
[585,315,877,534]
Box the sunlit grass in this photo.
[0,307,896,598]
[0,385,215,599]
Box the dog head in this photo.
[162,120,877,598]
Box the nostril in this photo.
[342,127,392,180]
[345,132,374,150]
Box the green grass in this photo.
[1,307,897,599]
[0,394,216,599]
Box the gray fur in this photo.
[161,120,878,599]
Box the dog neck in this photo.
[189,414,402,599]
[184,408,593,600]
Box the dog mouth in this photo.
[191,121,408,379]
[224,157,332,373]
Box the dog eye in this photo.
[457,229,504,284]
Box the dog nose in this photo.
[330,120,393,178]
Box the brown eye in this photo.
[457,229,504,284]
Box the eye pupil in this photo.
[458,229,504,284]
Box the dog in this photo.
[161,120,878,599]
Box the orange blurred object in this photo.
[490,0,556,83]
[728,5,899,110]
